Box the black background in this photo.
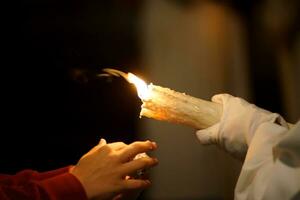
[2,0,142,173]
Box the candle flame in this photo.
[100,68,150,100]
[127,73,150,100]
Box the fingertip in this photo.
[99,138,107,145]
[143,157,159,168]
[151,142,157,149]
[139,179,151,188]
[148,157,159,168]
[125,179,151,190]
[153,157,159,164]
[145,140,157,150]
[144,179,151,187]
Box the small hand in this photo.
[70,139,158,200]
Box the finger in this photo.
[90,138,107,153]
[122,179,151,191]
[120,141,157,162]
[98,138,107,147]
[81,138,107,159]
[112,194,123,200]
[108,142,127,151]
[121,157,158,175]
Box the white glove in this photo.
[196,94,288,160]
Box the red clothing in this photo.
[0,167,88,200]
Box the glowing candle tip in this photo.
[127,73,150,100]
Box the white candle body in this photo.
[140,84,222,130]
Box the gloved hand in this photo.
[196,94,288,160]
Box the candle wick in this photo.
[100,68,129,81]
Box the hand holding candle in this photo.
[102,68,223,130]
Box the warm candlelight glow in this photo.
[101,68,224,129]
[127,73,150,100]
[101,68,151,100]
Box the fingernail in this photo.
[145,180,151,185]
[152,142,157,149]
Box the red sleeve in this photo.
[0,169,88,200]
[0,166,71,185]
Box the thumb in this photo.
[196,130,214,145]
[195,123,219,145]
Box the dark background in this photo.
[2,0,143,173]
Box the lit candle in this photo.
[102,68,222,129]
